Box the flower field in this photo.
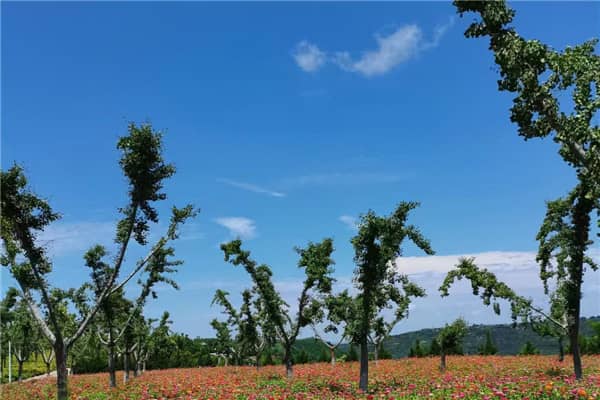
[4,356,600,400]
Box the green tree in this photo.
[478,329,498,356]
[439,258,584,373]
[6,297,36,381]
[221,238,335,378]
[519,341,540,356]
[0,123,196,400]
[311,290,357,366]
[429,338,441,356]
[346,345,359,362]
[437,318,468,371]
[350,202,433,391]
[454,0,600,379]
[409,339,426,358]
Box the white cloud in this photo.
[335,25,423,77]
[215,217,257,239]
[292,41,326,72]
[217,178,285,198]
[293,18,454,77]
[339,215,358,231]
[37,221,116,257]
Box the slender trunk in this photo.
[108,338,117,388]
[142,360,146,373]
[284,347,293,379]
[330,347,336,366]
[558,337,564,362]
[55,342,69,400]
[123,352,130,384]
[359,335,369,392]
[568,187,591,380]
[440,351,446,372]
[46,361,51,375]
[255,349,261,371]
[17,360,23,381]
[373,344,379,365]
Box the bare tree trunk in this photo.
[330,347,336,366]
[142,360,146,373]
[17,360,23,381]
[359,336,369,392]
[283,347,293,379]
[123,352,130,383]
[55,342,69,400]
[108,339,117,388]
[439,351,446,372]
[568,188,591,380]
[373,344,379,365]
[558,337,564,362]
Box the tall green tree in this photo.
[221,238,335,378]
[0,123,196,399]
[437,318,467,372]
[478,329,498,356]
[351,202,433,392]
[453,0,599,379]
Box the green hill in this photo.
[320,316,600,359]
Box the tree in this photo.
[0,123,197,400]
[429,337,441,356]
[350,202,433,391]
[210,319,234,366]
[478,329,498,356]
[6,297,37,381]
[0,287,19,380]
[311,290,357,366]
[519,341,540,356]
[221,238,335,378]
[91,243,182,386]
[212,288,276,368]
[409,339,426,358]
[437,318,467,372]
[439,258,585,374]
[454,0,600,380]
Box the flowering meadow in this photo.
[3,356,600,400]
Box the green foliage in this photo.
[519,341,540,356]
[453,0,599,380]
[409,339,426,358]
[351,202,433,389]
[438,318,468,356]
[346,345,358,362]
[221,238,335,375]
[478,329,498,355]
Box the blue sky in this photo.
[2,2,599,338]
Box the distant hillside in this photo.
[297,316,600,360]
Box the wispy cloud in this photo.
[292,40,326,72]
[293,18,454,77]
[281,172,408,187]
[38,221,116,257]
[215,217,257,239]
[217,178,285,198]
[339,215,358,231]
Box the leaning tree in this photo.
[453,0,599,380]
[0,123,197,399]
[351,202,433,392]
[221,238,335,378]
